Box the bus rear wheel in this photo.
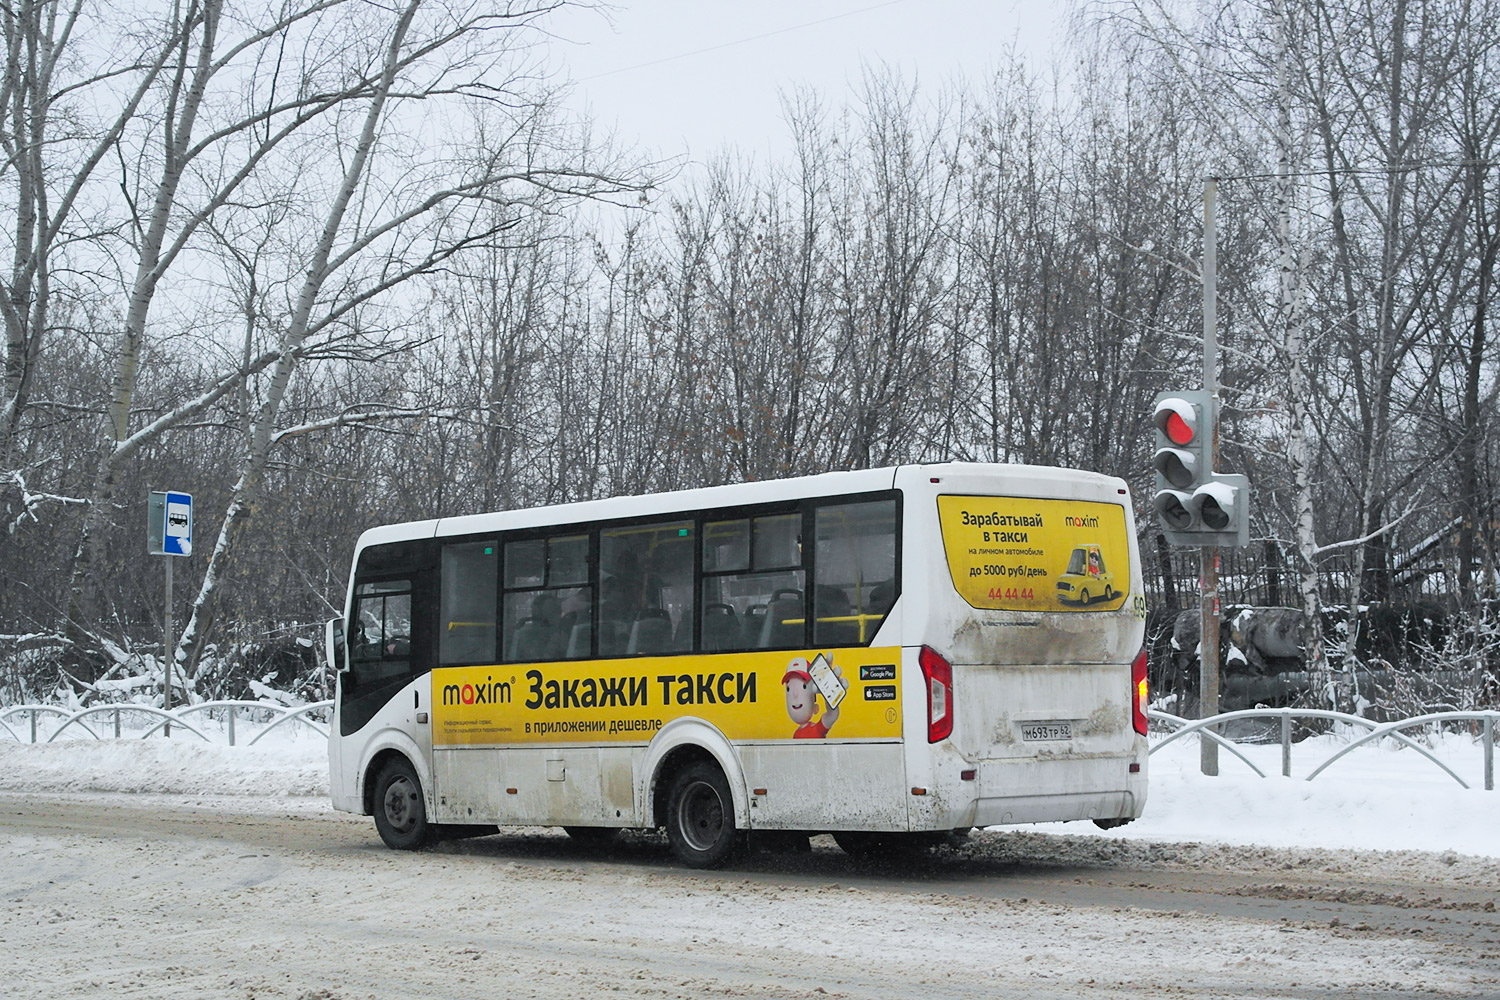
[665,761,743,869]
[372,757,433,850]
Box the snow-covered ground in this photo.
[1,723,1495,858]
[1100,730,1499,858]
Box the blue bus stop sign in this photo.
[148,491,192,557]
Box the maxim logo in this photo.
[442,677,513,706]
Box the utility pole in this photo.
[1151,181,1249,775]
[1201,178,1220,776]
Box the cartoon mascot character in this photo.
[781,656,845,739]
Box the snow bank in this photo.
[0,733,327,797]
[1073,731,1500,858]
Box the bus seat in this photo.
[815,584,852,616]
[815,585,857,645]
[867,579,896,614]
[758,589,804,648]
[741,604,768,647]
[628,614,673,655]
[672,614,692,649]
[701,603,739,651]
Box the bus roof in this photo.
[351,461,1125,552]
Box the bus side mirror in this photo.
[325,617,347,676]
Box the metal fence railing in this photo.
[0,700,333,746]
[1149,708,1497,790]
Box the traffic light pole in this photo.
[1200,178,1219,776]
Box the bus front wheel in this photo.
[665,761,743,869]
[372,757,433,850]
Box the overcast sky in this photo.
[543,1,1068,166]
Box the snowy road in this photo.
[3,792,1497,1000]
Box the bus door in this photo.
[337,541,438,787]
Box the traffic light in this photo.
[1151,390,1250,547]
[1152,391,1208,493]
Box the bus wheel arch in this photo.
[641,719,749,833]
[359,733,433,816]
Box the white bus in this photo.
[326,463,1149,867]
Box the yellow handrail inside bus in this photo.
[781,612,887,642]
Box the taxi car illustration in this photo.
[1056,544,1115,605]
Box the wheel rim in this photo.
[676,779,725,852]
[383,775,419,834]
[1080,588,1090,604]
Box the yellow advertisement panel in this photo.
[432,646,903,747]
[938,495,1130,612]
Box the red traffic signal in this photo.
[1152,392,1208,492]
[1153,395,1202,448]
[1162,409,1194,446]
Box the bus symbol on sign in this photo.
[148,491,193,557]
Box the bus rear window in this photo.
[937,496,1130,612]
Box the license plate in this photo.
[1021,722,1073,741]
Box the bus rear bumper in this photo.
[971,789,1139,828]
[935,753,1147,829]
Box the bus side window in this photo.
[502,533,591,663]
[600,521,695,656]
[350,581,413,682]
[439,540,498,666]
[701,514,807,651]
[813,499,898,646]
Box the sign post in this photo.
[148,491,192,735]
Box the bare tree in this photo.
[171,1,645,675]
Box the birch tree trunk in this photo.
[2,0,175,491]
[1273,0,1334,706]
[173,0,420,678]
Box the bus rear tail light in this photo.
[1131,647,1149,736]
[919,645,954,743]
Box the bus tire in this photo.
[372,757,433,850]
[665,761,743,869]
